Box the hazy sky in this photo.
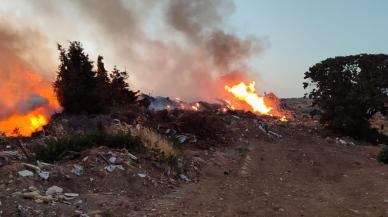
[231,0,388,97]
[1,0,387,98]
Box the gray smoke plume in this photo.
[0,94,49,120]
[0,0,268,103]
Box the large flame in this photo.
[0,72,60,137]
[225,81,272,114]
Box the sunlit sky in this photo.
[1,0,387,98]
[232,0,388,97]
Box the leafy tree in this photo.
[304,54,388,143]
[54,42,106,113]
[110,67,138,105]
[95,56,112,107]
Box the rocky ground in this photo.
[0,98,387,217]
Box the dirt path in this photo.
[130,133,388,217]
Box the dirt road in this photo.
[131,130,388,217]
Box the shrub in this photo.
[378,145,388,164]
[33,132,144,163]
[304,54,388,143]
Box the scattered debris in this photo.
[176,135,188,144]
[21,163,50,180]
[71,164,84,176]
[64,193,79,200]
[105,164,124,173]
[127,152,138,162]
[38,171,50,180]
[336,138,347,145]
[18,170,34,177]
[179,174,190,182]
[137,172,147,178]
[109,156,117,164]
[46,186,63,195]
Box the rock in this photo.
[18,170,34,177]
[46,186,63,196]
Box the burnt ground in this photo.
[1,98,388,217]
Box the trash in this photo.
[71,164,84,176]
[165,128,177,135]
[37,161,54,168]
[19,191,59,203]
[137,172,146,178]
[28,186,38,192]
[336,138,347,145]
[128,152,138,161]
[46,186,63,196]
[104,164,124,172]
[0,151,18,157]
[232,115,241,119]
[179,174,190,182]
[22,163,41,173]
[64,193,79,197]
[109,156,117,164]
[20,191,40,199]
[268,130,282,138]
[98,153,111,165]
[38,171,49,180]
[64,193,79,200]
[18,170,34,177]
[176,135,188,144]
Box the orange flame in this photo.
[0,72,60,137]
[225,81,272,114]
[29,114,48,132]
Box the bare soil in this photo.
[1,98,387,217]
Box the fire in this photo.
[0,71,60,137]
[280,115,288,122]
[225,81,272,114]
[29,115,48,132]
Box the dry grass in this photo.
[130,124,175,156]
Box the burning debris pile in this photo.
[147,81,291,121]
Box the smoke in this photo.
[0,94,49,120]
[0,19,57,121]
[0,0,268,103]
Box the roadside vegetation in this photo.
[304,54,388,144]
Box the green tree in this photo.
[110,67,138,106]
[54,42,106,113]
[304,54,388,143]
[96,55,112,107]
